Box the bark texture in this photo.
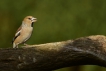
[0,35,106,71]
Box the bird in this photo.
[12,16,37,48]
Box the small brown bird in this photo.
[12,16,37,48]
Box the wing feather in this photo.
[15,26,22,36]
[12,26,22,44]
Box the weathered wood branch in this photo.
[0,35,106,71]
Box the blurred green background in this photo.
[0,0,106,71]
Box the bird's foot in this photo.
[24,43,29,46]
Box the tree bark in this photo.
[0,35,106,71]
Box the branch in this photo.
[0,35,106,71]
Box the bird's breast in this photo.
[21,27,33,40]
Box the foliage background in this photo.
[0,0,106,71]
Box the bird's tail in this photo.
[13,42,17,48]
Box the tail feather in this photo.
[13,42,18,48]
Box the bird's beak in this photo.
[32,18,37,22]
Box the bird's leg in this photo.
[16,45,18,48]
[24,43,29,46]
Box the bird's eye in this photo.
[28,18,31,20]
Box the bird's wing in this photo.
[12,26,22,43]
[15,26,22,36]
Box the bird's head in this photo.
[22,16,37,27]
